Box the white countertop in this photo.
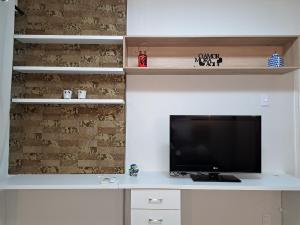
[0,174,118,190]
[117,173,300,191]
[1,172,300,191]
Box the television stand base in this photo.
[191,173,241,182]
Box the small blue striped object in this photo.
[268,53,284,67]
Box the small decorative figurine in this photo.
[63,90,72,99]
[129,164,139,176]
[138,50,147,67]
[195,53,223,67]
[78,90,87,99]
[268,52,284,67]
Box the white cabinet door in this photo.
[0,0,14,176]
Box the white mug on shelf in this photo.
[78,90,87,99]
[63,90,72,99]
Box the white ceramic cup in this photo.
[63,90,72,99]
[78,90,87,99]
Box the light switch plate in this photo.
[261,95,271,107]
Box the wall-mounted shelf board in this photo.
[125,36,298,47]
[124,36,300,75]
[125,67,299,75]
[13,66,124,75]
[11,98,125,105]
[14,35,124,45]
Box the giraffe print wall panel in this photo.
[14,0,126,35]
[9,0,126,174]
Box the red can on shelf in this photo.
[138,50,147,67]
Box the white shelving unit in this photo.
[11,98,125,105]
[13,35,124,75]
[14,34,124,45]
[13,66,124,75]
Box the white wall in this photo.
[126,0,300,174]
[126,74,296,173]
[127,0,300,36]
[294,71,300,177]
[0,0,14,178]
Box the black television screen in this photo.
[170,115,261,173]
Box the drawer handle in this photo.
[148,219,163,224]
[148,198,163,204]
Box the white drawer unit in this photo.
[129,189,181,225]
[131,209,181,225]
[131,189,181,210]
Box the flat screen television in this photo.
[170,115,261,182]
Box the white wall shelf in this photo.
[14,34,124,45]
[13,66,124,74]
[11,98,125,105]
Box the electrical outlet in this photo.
[262,214,271,225]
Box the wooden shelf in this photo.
[14,35,123,45]
[11,98,125,105]
[124,36,300,75]
[13,66,124,75]
[125,67,300,75]
[125,36,298,47]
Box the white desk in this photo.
[0,174,118,190]
[0,172,300,191]
[1,173,300,225]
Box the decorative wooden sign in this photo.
[195,53,223,67]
